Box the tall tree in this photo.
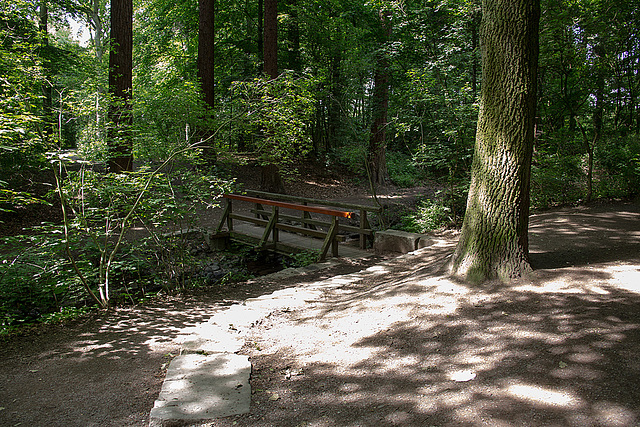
[260,0,285,193]
[367,8,392,187]
[198,0,215,110]
[107,0,133,172]
[38,0,53,138]
[449,0,540,282]
[263,0,277,78]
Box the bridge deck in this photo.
[230,223,372,259]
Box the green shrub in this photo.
[594,136,640,199]
[401,198,452,233]
[386,151,425,188]
[330,142,367,176]
[286,250,319,268]
[0,226,89,332]
[531,154,584,208]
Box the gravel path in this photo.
[2,201,640,427]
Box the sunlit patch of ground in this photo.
[214,202,640,426]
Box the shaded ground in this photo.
[1,187,640,426]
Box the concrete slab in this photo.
[150,259,372,426]
[149,353,251,426]
[374,229,422,254]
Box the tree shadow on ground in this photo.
[218,201,640,426]
[236,284,640,426]
[529,204,640,269]
[0,257,381,427]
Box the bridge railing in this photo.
[215,192,381,261]
[244,190,382,250]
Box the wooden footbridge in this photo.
[214,190,382,261]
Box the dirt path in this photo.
[1,199,640,427]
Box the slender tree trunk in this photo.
[198,0,215,110]
[263,0,277,78]
[260,0,284,193]
[197,0,217,161]
[470,7,481,97]
[39,0,53,138]
[576,119,596,204]
[107,0,133,172]
[367,10,391,187]
[449,0,540,283]
[286,0,301,72]
[327,48,343,153]
[257,0,263,64]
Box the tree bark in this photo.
[449,0,540,283]
[285,0,301,72]
[367,10,391,187]
[260,0,283,192]
[263,0,278,78]
[198,0,215,110]
[39,0,53,138]
[260,163,286,193]
[107,0,133,173]
[197,0,217,161]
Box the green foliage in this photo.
[401,198,452,233]
[531,153,585,208]
[228,72,316,176]
[593,136,640,199]
[40,306,91,325]
[133,81,214,160]
[531,135,640,208]
[50,147,232,308]
[0,225,88,332]
[286,250,319,268]
[386,151,425,188]
[329,142,368,176]
[0,3,49,187]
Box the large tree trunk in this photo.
[449,0,540,283]
[367,10,391,187]
[285,0,301,72]
[107,0,133,173]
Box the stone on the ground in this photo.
[149,353,251,426]
[374,230,425,254]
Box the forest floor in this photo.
[1,162,640,427]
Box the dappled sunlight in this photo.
[501,382,584,409]
[237,243,640,426]
[529,205,640,270]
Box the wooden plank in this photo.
[231,223,370,259]
[319,217,340,261]
[224,194,353,218]
[250,209,373,236]
[245,190,382,213]
[216,199,232,233]
[259,206,278,248]
[230,212,345,240]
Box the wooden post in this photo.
[319,216,340,261]
[302,201,317,230]
[227,199,233,231]
[216,199,231,233]
[359,209,367,249]
[260,205,278,248]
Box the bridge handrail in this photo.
[223,194,353,218]
[244,190,382,213]
[216,193,373,261]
